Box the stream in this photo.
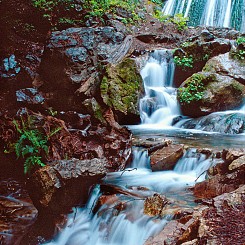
[43,5,245,242]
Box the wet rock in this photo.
[145,220,185,245]
[178,112,245,134]
[28,158,108,214]
[0,179,38,245]
[203,52,245,84]
[193,161,245,199]
[132,136,172,149]
[178,72,245,117]
[150,144,184,171]
[144,212,200,245]
[144,194,169,216]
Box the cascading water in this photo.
[44,148,216,245]
[162,0,245,32]
[139,50,180,126]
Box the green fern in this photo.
[13,115,61,174]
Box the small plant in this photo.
[170,13,189,31]
[236,37,245,45]
[233,49,245,61]
[174,55,193,70]
[178,74,205,104]
[13,115,61,174]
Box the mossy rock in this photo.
[203,52,245,85]
[173,37,231,87]
[101,58,143,117]
[178,72,245,117]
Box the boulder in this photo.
[178,72,245,117]
[39,26,132,113]
[177,112,245,134]
[150,144,184,171]
[144,193,169,216]
[193,160,245,199]
[101,58,143,124]
[28,158,108,214]
[203,52,245,84]
[174,35,231,86]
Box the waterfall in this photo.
[44,148,215,245]
[162,0,194,17]
[162,0,245,32]
[139,50,180,126]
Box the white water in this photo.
[140,50,180,126]
[44,148,216,245]
[162,0,193,17]
[162,0,245,32]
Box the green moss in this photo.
[83,98,106,124]
[101,58,142,115]
[231,81,244,95]
[178,73,206,104]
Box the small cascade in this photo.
[140,50,180,126]
[162,0,245,32]
[44,148,216,245]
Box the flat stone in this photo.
[150,144,184,171]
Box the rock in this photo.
[178,112,245,134]
[193,162,245,199]
[28,158,108,214]
[0,179,38,245]
[150,144,184,171]
[178,72,245,117]
[222,148,245,162]
[0,54,21,78]
[40,26,132,113]
[228,155,245,170]
[200,30,214,42]
[144,193,169,216]
[132,137,172,148]
[174,36,231,86]
[15,109,132,171]
[196,186,245,244]
[101,58,143,124]
[203,52,245,84]
[144,220,186,245]
[16,88,45,104]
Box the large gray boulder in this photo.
[177,112,245,134]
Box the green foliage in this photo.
[233,49,245,61]
[178,74,205,104]
[84,0,141,22]
[174,55,193,70]
[171,13,189,31]
[236,37,245,45]
[32,0,75,27]
[13,115,61,174]
[153,12,188,31]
